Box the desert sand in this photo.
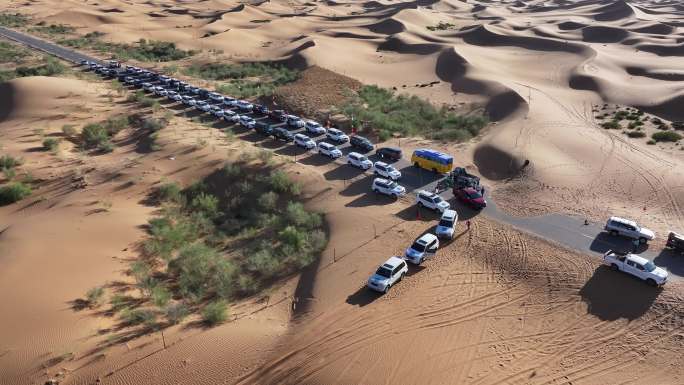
[2,0,684,384]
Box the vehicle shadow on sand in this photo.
[579,266,661,321]
[653,249,684,277]
[346,286,383,307]
[589,232,650,254]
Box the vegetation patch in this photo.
[184,62,299,99]
[0,182,32,205]
[342,85,488,142]
[626,130,645,138]
[0,56,66,82]
[427,22,456,31]
[31,23,76,36]
[42,137,59,152]
[59,33,195,62]
[652,131,682,143]
[0,13,29,27]
[0,41,29,63]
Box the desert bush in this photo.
[647,140,656,145]
[85,286,105,307]
[3,167,15,180]
[169,242,236,300]
[0,155,21,170]
[164,302,189,324]
[190,193,220,220]
[60,34,194,62]
[0,182,32,205]
[245,246,280,277]
[98,141,115,153]
[141,117,167,131]
[343,85,488,142]
[202,300,229,325]
[601,120,620,130]
[269,170,299,194]
[156,182,182,204]
[0,41,28,63]
[33,23,75,36]
[0,13,29,27]
[14,57,66,77]
[121,308,156,327]
[627,131,645,138]
[652,131,682,142]
[257,191,278,211]
[42,137,59,151]
[427,22,455,31]
[284,201,321,229]
[81,123,109,148]
[104,115,129,135]
[151,285,172,307]
[144,216,199,260]
[184,62,298,83]
[62,124,77,137]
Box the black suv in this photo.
[350,135,374,152]
[255,122,274,136]
[272,127,294,142]
[376,147,402,162]
[269,109,286,121]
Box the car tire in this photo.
[609,230,618,237]
[418,202,424,208]
[611,264,619,271]
[374,171,379,175]
[383,285,389,294]
[373,188,379,194]
[414,162,420,168]
[391,193,397,199]
[646,278,657,287]
[432,168,438,173]
[419,257,424,265]
[400,272,405,281]
[639,237,647,244]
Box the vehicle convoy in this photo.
[373,161,401,181]
[347,152,372,170]
[603,250,668,286]
[667,231,684,254]
[454,187,487,209]
[405,233,439,265]
[412,149,453,174]
[416,190,450,213]
[604,217,655,244]
[436,209,458,239]
[367,257,408,293]
[372,178,406,198]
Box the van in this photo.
[411,149,453,174]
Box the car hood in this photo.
[368,275,389,285]
[472,197,487,206]
[393,185,406,194]
[436,226,454,235]
[361,160,373,167]
[652,267,668,280]
[438,201,450,210]
[405,247,424,259]
[389,170,402,178]
[639,228,655,239]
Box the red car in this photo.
[454,187,487,209]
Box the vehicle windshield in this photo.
[434,196,444,203]
[375,267,392,278]
[467,191,483,199]
[411,242,426,252]
[643,262,656,272]
[387,166,397,173]
[388,182,398,189]
[438,219,453,227]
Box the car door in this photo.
[426,240,437,258]
[390,266,402,285]
[634,262,647,280]
[624,260,638,277]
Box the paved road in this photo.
[2,27,682,279]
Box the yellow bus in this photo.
[411,149,453,174]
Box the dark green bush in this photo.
[14,57,66,77]
[343,85,488,142]
[156,182,182,204]
[103,115,129,135]
[85,286,105,307]
[601,120,620,130]
[121,308,156,326]
[652,131,682,142]
[0,155,22,170]
[0,182,32,205]
[0,41,28,63]
[164,303,189,324]
[42,137,59,151]
[60,34,194,62]
[81,123,109,148]
[0,13,29,27]
[627,131,645,138]
[202,300,228,325]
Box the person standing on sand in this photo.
[466,220,471,231]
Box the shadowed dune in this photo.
[625,66,684,81]
[593,0,634,22]
[581,26,629,43]
[0,82,15,124]
[473,143,524,180]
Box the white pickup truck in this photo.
[603,250,668,286]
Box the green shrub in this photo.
[202,300,228,325]
[81,123,109,148]
[43,137,59,151]
[0,41,28,63]
[601,120,620,130]
[169,243,236,300]
[627,131,645,138]
[191,193,220,220]
[164,303,189,324]
[85,286,105,307]
[109,294,131,312]
[2,167,15,180]
[144,216,199,260]
[343,85,487,142]
[141,117,166,131]
[647,139,656,145]
[156,182,182,203]
[34,23,75,36]
[121,308,156,326]
[426,22,455,31]
[151,285,172,307]
[245,247,280,277]
[0,182,32,205]
[103,115,129,135]
[98,141,115,153]
[60,35,194,62]
[652,131,682,142]
[285,201,321,229]
[0,13,29,27]
[14,57,65,77]
[257,191,278,211]
[0,155,21,170]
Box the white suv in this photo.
[373,161,401,180]
[239,115,256,129]
[372,178,405,198]
[405,233,439,265]
[305,120,326,135]
[435,209,458,239]
[294,133,316,149]
[236,100,253,111]
[223,110,239,123]
[416,190,450,213]
[604,216,655,244]
[208,92,223,103]
[326,127,349,143]
[222,97,237,107]
[347,152,372,170]
[195,100,211,112]
[367,256,408,293]
[603,250,668,286]
[318,142,342,158]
